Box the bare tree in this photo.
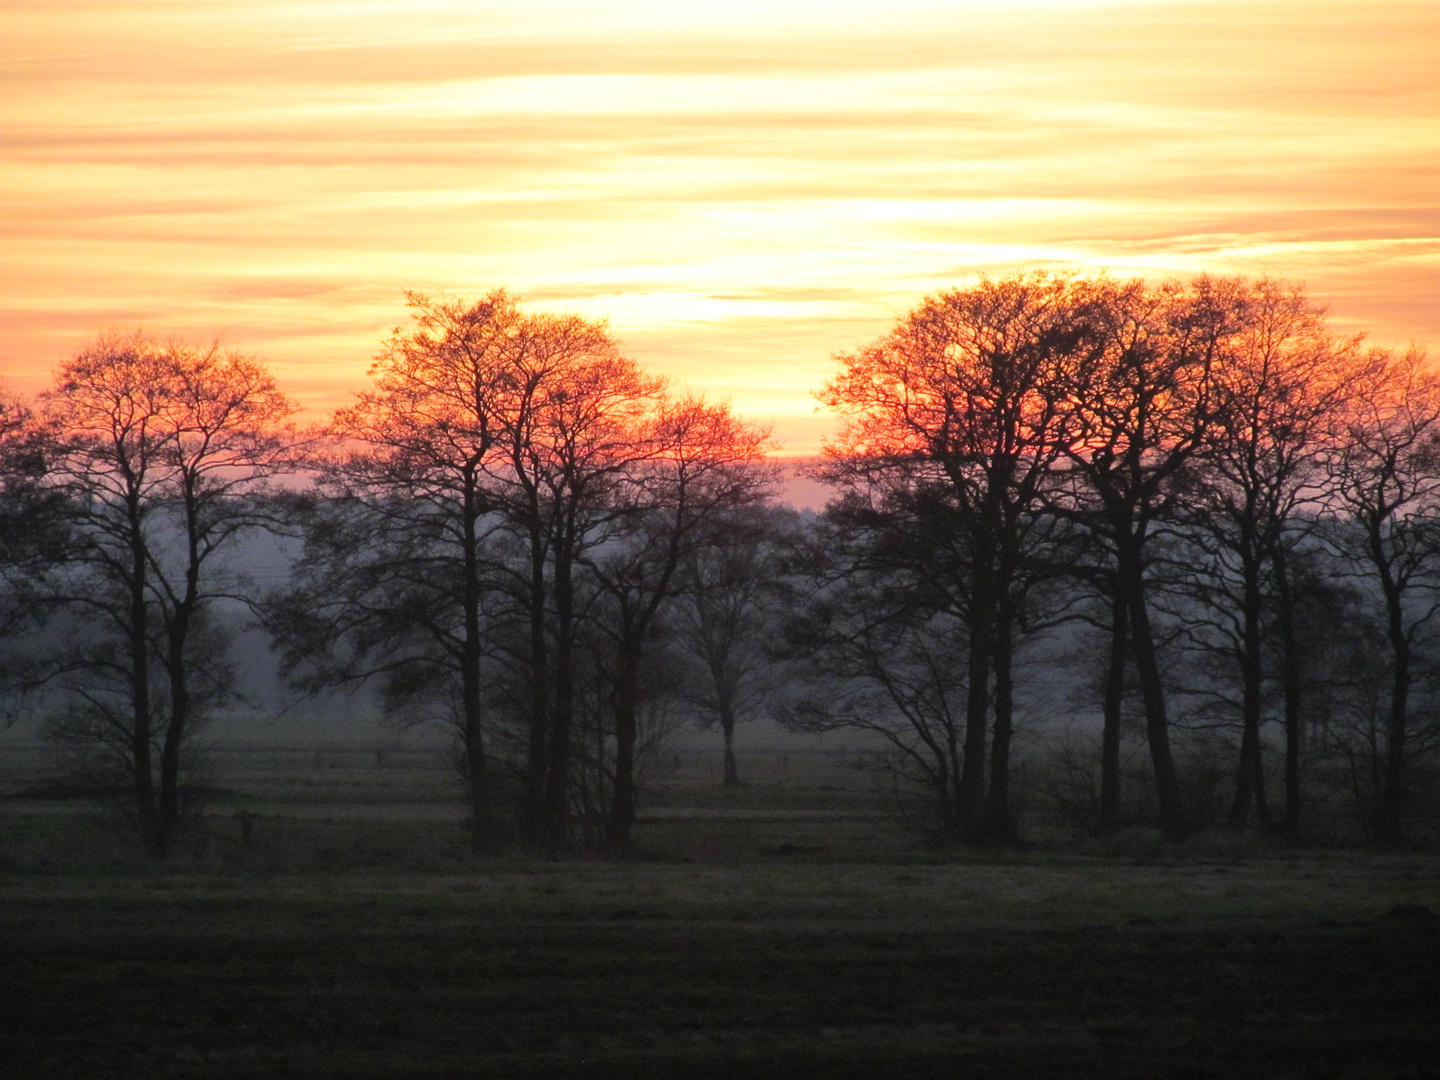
[780,516,973,839]
[41,333,294,857]
[478,317,666,850]
[1055,276,1247,840]
[817,272,1093,841]
[674,505,796,787]
[277,291,685,851]
[1178,280,1358,832]
[273,291,532,848]
[1324,346,1440,843]
[582,398,776,849]
[0,389,67,663]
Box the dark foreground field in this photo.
[3,745,1439,1078]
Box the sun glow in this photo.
[2,1,1437,452]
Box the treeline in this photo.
[1,274,1437,856]
[797,274,1439,848]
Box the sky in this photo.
[2,0,1438,454]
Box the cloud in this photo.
[1,0,1436,454]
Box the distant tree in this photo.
[41,334,294,857]
[1180,279,1358,832]
[673,505,796,787]
[1272,540,1392,836]
[0,388,68,701]
[780,513,973,839]
[1324,346,1440,843]
[581,401,777,850]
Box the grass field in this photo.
[3,743,1439,1078]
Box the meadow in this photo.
[2,743,1438,1078]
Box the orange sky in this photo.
[3,0,1437,453]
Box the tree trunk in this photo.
[155,705,182,858]
[1229,548,1265,829]
[156,632,187,860]
[1377,565,1410,845]
[985,598,1014,844]
[721,708,740,786]
[945,723,963,840]
[1272,543,1303,838]
[1097,589,1127,837]
[156,498,204,860]
[522,517,549,847]
[1253,745,1270,826]
[605,649,641,853]
[461,494,493,852]
[1118,547,1189,840]
[542,539,575,851]
[957,576,994,842]
[126,499,157,854]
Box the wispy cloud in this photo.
[1,0,1436,451]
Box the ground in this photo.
[2,743,1438,1078]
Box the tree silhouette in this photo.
[582,396,776,849]
[674,505,796,787]
[1325,346,1440,843]
[276,291,536,847]
[41,334,294,856]
[1053,277,1246,840]
[1182,279,1358,831]
[818,273,1094,841]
